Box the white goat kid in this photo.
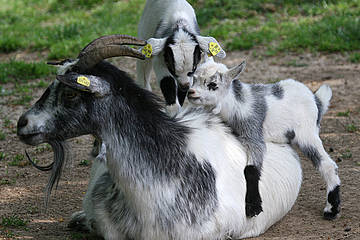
[136,0,225,115]
[188,59,341,220]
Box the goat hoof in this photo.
[68,211,89,232]
[323,209,340,220]
[245,202,263,217]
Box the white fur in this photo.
[81,108,302,239]
[57,59,78,75]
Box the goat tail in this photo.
[315,84,332,116]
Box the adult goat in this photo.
[18,35,301,240]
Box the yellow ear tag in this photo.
[77,76,90,87]
[142,43,153,58]
[209,42,221,56]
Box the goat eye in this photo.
[207,82,218,91]
[63,91,78,100]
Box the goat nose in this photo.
[187,89,195,95]
[17,115,28,129]
[179,82,190,91]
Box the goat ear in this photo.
[142,37,167,57]
[224,61,246,82]
[196,36,226,58]
[56,72,111,97]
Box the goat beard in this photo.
[25,140,70,208]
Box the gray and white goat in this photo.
[137,0,225,115]
[17,35,303,240]
[188,59,341,220]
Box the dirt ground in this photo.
[0,50,359,239]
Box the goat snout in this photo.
[179,82,190,91]
[187,89,196,95]
[17,115,28,129]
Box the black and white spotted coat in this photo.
[188,59,341,219]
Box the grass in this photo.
[0,152,6,160]
[337,110,351,117]
[346,123,358,133]
[349,52,360,63]
[0,60,55,84]
[0,0,144,60]
[1,229,15,238]
[0,0,359,61]
[0,130,5,140]
[3,118,11,128]
[8,154,28,167]
[0,178,16,185]
[34,143,52,154]
[0,216,27,227]
[341,150,352,159]
[79,159,90,166]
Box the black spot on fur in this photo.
[324,185,341,220]
[164,46,176,77]
[160,76,177,105]
[301,145,321,168]
[251,84,266,94]
[315,95,323,126]
[244,165,263,217]
[193,45,201,70]
[272,83,284,99]
[173,159,218,225]
[232,80,244,102]
[177,84,188,106]
[285,130,296,143]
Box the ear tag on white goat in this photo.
[209,42,221,56]
[77,76,90,87]
[142,43,153,58]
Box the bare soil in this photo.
[0,50,359,240]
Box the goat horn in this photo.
[79,34,146,56]
[76,45,146,70]
[47,59,73,66]
[25,150,54,171]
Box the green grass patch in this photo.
[349,52,360,63]
[34,143,52,154]
[0,130,5,140]
[8,154,26,167]
[193,0,360,54]
[341,150,352,159]
[1,0,360,58]
[0,152,6,160]
[1,229,15,238]
[0,216,27,227]
[0,0,144,59]
[278,15,360,52]
[346,123,358,133]
[337,110,350,117]
[0,178,16,185]
[3,118,11,128]
[79,159,90,166]
[0,60,54,84]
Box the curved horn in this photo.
[76,45,146,70]
[79,34,146,56]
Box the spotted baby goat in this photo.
[17,35,303,240]
[137,0,226,115]
[188,59,341,219]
